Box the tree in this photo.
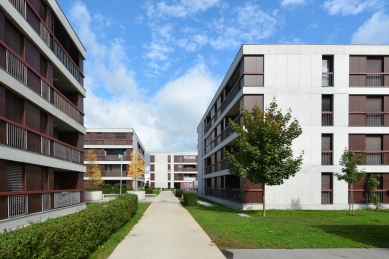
[225,98,304,216]
[145,180,150,189]
[85,150,103,189]
[335,149,366,216]
[367,174,381,210]
[127,152,146,191]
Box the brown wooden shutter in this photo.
[150,165,154,172]
[5,90,23,124]
[366,136,382,150]
[367,58,383,73]
[366,97,382,112]
[6,162,23,192]
[5,19,23,56]
[321,174,332,190]
[322,95,332,111]
[322,135,332,150]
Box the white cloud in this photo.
[148,0,220,18]
[69,3,219,153]
[351,11,389,44]
[323,0,384,16]
[281,0,308,7]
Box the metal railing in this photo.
[54,192,80,209]
[366,74,384,87]
[321,190,333,204]
[94,155,132,161]
[322,73,333,87]
[84,139,133,145]
[53,90,82,124]
[204,159,229,175]
[39,21,51,48]
[322,112,333,126]
[52,40,81,83]
[6,123,27,149]
[321,151,333,165]
[41,136,50,156]
[6,50,27,84]
[42,193,51,211]
[8,0,25,17]
[41,79,51,102]
[366,152,383,165]
[8,194,27,218]
[101,171,127,177]
[366,191,384,203]
[366,113,384,126]
[54,141,81,163]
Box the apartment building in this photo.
[198,44,389,210]
[84,129,145,189]
[0,0,86,230]
[150,153,198,189]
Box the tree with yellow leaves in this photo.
[128,152,146,191]
[85,149,103,189]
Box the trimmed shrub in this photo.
[145,188,153,194]
[175,189,183,197]
[183,192,198,206]
[0,194,138,259]
[101,184,112,189]
[113,184,128,194]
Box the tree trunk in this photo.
[348,184,351,215]
[262,183,266,217]
[351,183,354,216]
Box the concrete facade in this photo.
[198,44,389,210]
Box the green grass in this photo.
[153,190,161,195]
[183,198,389,249]
[88,203,150,259]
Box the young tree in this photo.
[367,174,381,210]
[225,98,304,216]
[335,149,366,216]
[127,152,146,191]
[85,150,103,189]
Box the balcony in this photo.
[92,155,132,161]
[4,121,82,164]
[366,113,384,126]
[322,73,333,87]
[354,151,388,165]
[205,187,241,202]
[184,177,197,181]
[101,171,127,177]
[204,159,229,175]
[84,139,133,145]
[321,190,333,204]
[321,151,333,165]
[366,74,384,87]
[322,112,333,126]
[1,47,84,125]
[366,191,384,204]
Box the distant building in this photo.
[84,129,145,189]
[198,44,389,210]
[150,153,198,189]
[0,0,86,230]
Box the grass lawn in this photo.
[183,198,389,249]
[153,190,161,195]
[88,203,150,259]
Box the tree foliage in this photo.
[224,98,304,216]
[367,174,381,210]
[127,153,146,191]
[335,148,366,216]
[85,150,103,189]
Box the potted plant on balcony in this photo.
[84,150,103,201]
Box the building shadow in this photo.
[291,198,302,209]
[220,249,234,259]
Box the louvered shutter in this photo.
[5,90,23,124]
[321,174,332,190]
[41,167,47,190]
[5,19,23,56]
[6,162,23,192]
[367,58,382,73]
[322,135,332,150]
[322,96,332,111]
[366,97,382,112]
[366,136,381,150]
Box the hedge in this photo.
[183,192,197,206]
[175,189,183,197]
[145,188,153,194]
[0,194,138,259]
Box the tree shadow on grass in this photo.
[313,224,389,248]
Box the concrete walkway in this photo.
[108,191,225,259]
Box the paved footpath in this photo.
[108,191,225,259]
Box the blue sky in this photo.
[57,0,389,153]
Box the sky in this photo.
[56,0,389,155]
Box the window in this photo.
[322,134,333,165]
[366,97,384,126]
[322,56,333,87]
[168,173,171,181]
[168,164,171,172]
[366,136,382,165]
[178,156,183,162]
[168,155,171,163]
[322,95,333,126]
[366,174,384,203]
[321,173,333,204]
[367,57,384,86]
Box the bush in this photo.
[145,188,153,194]
[175,189,183,197]
[0,194,138,259]
[113,184,128,194]
[183,192,197,206]
[101,184,112,189]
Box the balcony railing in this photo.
[4,120,83,164]
[366,74,384,87]
[84,139,133,145]
[321,151,333,165]
[366,191,384,203]
[8,194,27,218]
[54,192,80,209]
[101,171,127,177]
[321,190,333,204]
[366,113,384,126]
[322,112,333,126]
[1,46,84,125]
[205,187,241,202]
[93,155,132,161]
[366,152,383,165]
[204,159,229,175]
[322,73,333,87]
[8,0,84,85]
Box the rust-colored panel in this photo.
[27,132,40,153]
[349,115,359,126]
[349,96,360,111]
[150,155,155,163]
[244,191,262,203]
[150,164,154,172]
[349,135,361,151]
[47,61,53,84]
[62,92,78,107]
[383,174,389,203]
[0,121,5,145]
[150,173,155,180]
[0,10,5,42]
[359,96,366,112]
[151,182,155,188]
[27,69,40,94]
[79,55,84,73]
[0,196,7,220]
[24,37,40,71]
[243,179,263,189]
[0,84,5,117]
[78,94,84,112]
[28,194,42,214]
[350,191,365,204]
[24,101,40,131]
[25,163,40,191]
[0,160,6,192]
[78,172,84,189]
[80,191,84,203]
[243,95,264,112]
[384,57,389,72]
[174,156,178,162]
[383,135,389,165]
[48,168,54,190]
[360,57,367,72]
[349,56,360,72]
[47,114,53,137]
[349,75,360,87]
[384,75,389,87]
[47,8,53,31]
[0,45,5,69]
[359,75,366,86]
[26,5,39,33]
